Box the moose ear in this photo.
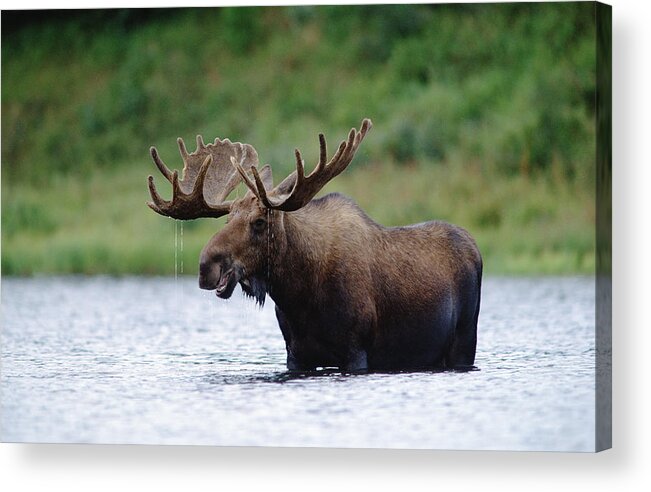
[273,171,297,197]
[256,165,274,190]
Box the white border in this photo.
[2,0,650,490]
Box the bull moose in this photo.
[147,119,482,372]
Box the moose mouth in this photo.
[214,269,239,298]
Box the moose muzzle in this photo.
[199,255,241,299]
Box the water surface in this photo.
[1,276,596,451]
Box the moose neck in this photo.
[266,205,332,310]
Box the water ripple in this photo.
[1,276,596,450]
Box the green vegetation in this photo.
[1,4,597,276]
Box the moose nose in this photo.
[198,261,219,290]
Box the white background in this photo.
[1,0,649,490]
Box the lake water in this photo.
[1,276,596,451]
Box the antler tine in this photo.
[147,174,170,210]
[332,127,358,172]
[177,137,190,161]
[171,170,181,197]
[334,120,370,166]
[329,140,348,168]
[150,147,174,183]
[231,156,259,198]
[192,155,213,200]
[251,165,272,206]
[294,148,306,183]
[316,134,327,173]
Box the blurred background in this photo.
[1,3,597,276]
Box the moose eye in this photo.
[251,218,266,233]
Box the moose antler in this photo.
[233,118,372,212]
[147,135,259,219]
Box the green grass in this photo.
[1,5,597,276]
[1,159,594,276]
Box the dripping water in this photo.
[174,220,179,320]
[180,222,184,276]
[180,222,184,302]
[174,220,178,283]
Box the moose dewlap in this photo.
[147,119,482,372]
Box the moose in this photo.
[147,119,482,372]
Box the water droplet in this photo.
[180,222,184,302]
[180,222,184,276]
[174,220,179,323]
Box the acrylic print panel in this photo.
[0,2,611,451]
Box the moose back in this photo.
[147,119,482,372]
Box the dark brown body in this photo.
[202,192,482,372]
